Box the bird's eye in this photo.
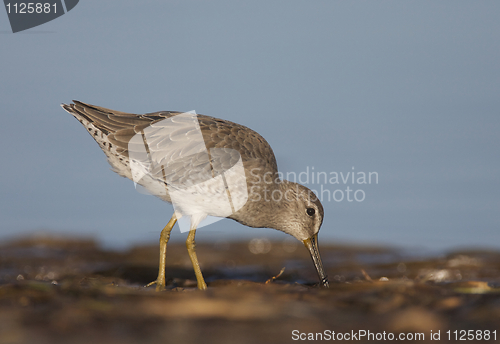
[306,208,315,216]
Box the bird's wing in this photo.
[62,101,278,192]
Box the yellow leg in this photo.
[146,214,176,291]
[186,228,207,290]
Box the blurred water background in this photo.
[0,1,499,251]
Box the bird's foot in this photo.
[197,279,208,290]
[145,280,166,291]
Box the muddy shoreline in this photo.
[1,235,499,344]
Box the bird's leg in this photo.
[186,228,207,290]
[146,214,176,291]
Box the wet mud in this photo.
[1,235,499,344]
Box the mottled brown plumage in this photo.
[63,101,328,289]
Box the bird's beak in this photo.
[303,233,329,288]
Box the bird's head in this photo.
[276,181,329,288]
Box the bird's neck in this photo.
[230,178,297,231]
[254,179,299,231]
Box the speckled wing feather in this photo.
[62,101,278,200]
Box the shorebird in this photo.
[62,101,329,290]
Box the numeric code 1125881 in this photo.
[5,3,57,14]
